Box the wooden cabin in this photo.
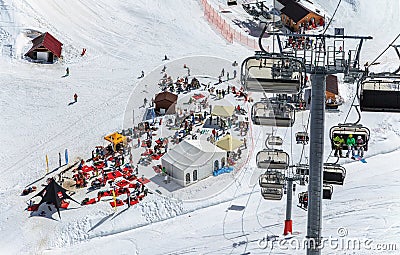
[25,32,63,63]
[278,0,324,32]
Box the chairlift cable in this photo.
[343,78,362,124]
[322,0,342,35]
[368,33,400,68]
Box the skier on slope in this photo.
[74,93,78,103]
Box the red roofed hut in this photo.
[25,32,63,63]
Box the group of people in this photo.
[161,76,201,94]
[217,68,237,83]
[333,134,365,158]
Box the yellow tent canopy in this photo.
[216,134,243,151]
[211,105,235,118]
[104,132,127,145]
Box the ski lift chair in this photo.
[295,164,309,175]
[326,100,340,110]
[330,123,370,151]
[241,55,306,94]
[256,149,290,170]
[323,163,346,185]
[360,78,400,112]
[295,132,309,144]
[261,187,283,200]
[251,101,295,127]
[265,135,283,147]
[259,171,285,189]
[322,185,333,200]
[227,0,237,6]
[298,192,308,209]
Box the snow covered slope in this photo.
[0,0,399,254]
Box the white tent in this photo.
[161,139,226,186]
[211,105,235,118]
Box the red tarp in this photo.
[151,154,163,160]
[116,180,130,188]
[82,198,97,205]
[82,165,94,173]
[138,178,150,185]
[60,201,69,209]
[192,94,205,100]
[106,171,123,180]
[27,204,40,211]
[110,200,125,207]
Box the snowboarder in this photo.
[221,68,225,77]
[162,65,166,72]
[355,136,365,157]
[74,93,78,103]
[233,69,237,78]
[143,98,147,107]
[164,55,169,61]
[345,134,356,158]
[226,72,230,80]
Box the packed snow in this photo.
[0,0,399,254]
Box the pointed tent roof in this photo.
[33,178,78,218]
[211,105,235,118]
[104,132,127,145]
[25,32,63,58]
[216,134,243,151]
[154,91,178,103]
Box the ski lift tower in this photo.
[261,26,372,255]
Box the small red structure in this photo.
[25,32,63,63]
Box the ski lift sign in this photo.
[334,28,344,36]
